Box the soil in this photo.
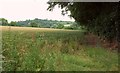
[84,33,118,51]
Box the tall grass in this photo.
[2,27,118,71]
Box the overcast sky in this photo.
[0,0,75,22]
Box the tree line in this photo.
[0,18,81,30]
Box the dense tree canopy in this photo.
[47,2,120,43]
[0,18,8,26]
[9,21,17,26]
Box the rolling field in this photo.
[1,26,118,71]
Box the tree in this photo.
[10,21,17,26]
[47,2,119,43]
[29,22,38,27]
[0,18,8,26]
[57,24,64,29]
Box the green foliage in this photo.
[0,18,8,26]
[64,26,74,30]
[2,28,118,71]
[9,21,17,26]
[16,18,76,29]
[29,22,38,27]
[0,18,80,30]
[56,24,64,29]
[47,2,119,42]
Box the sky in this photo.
[0,0,75,22]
